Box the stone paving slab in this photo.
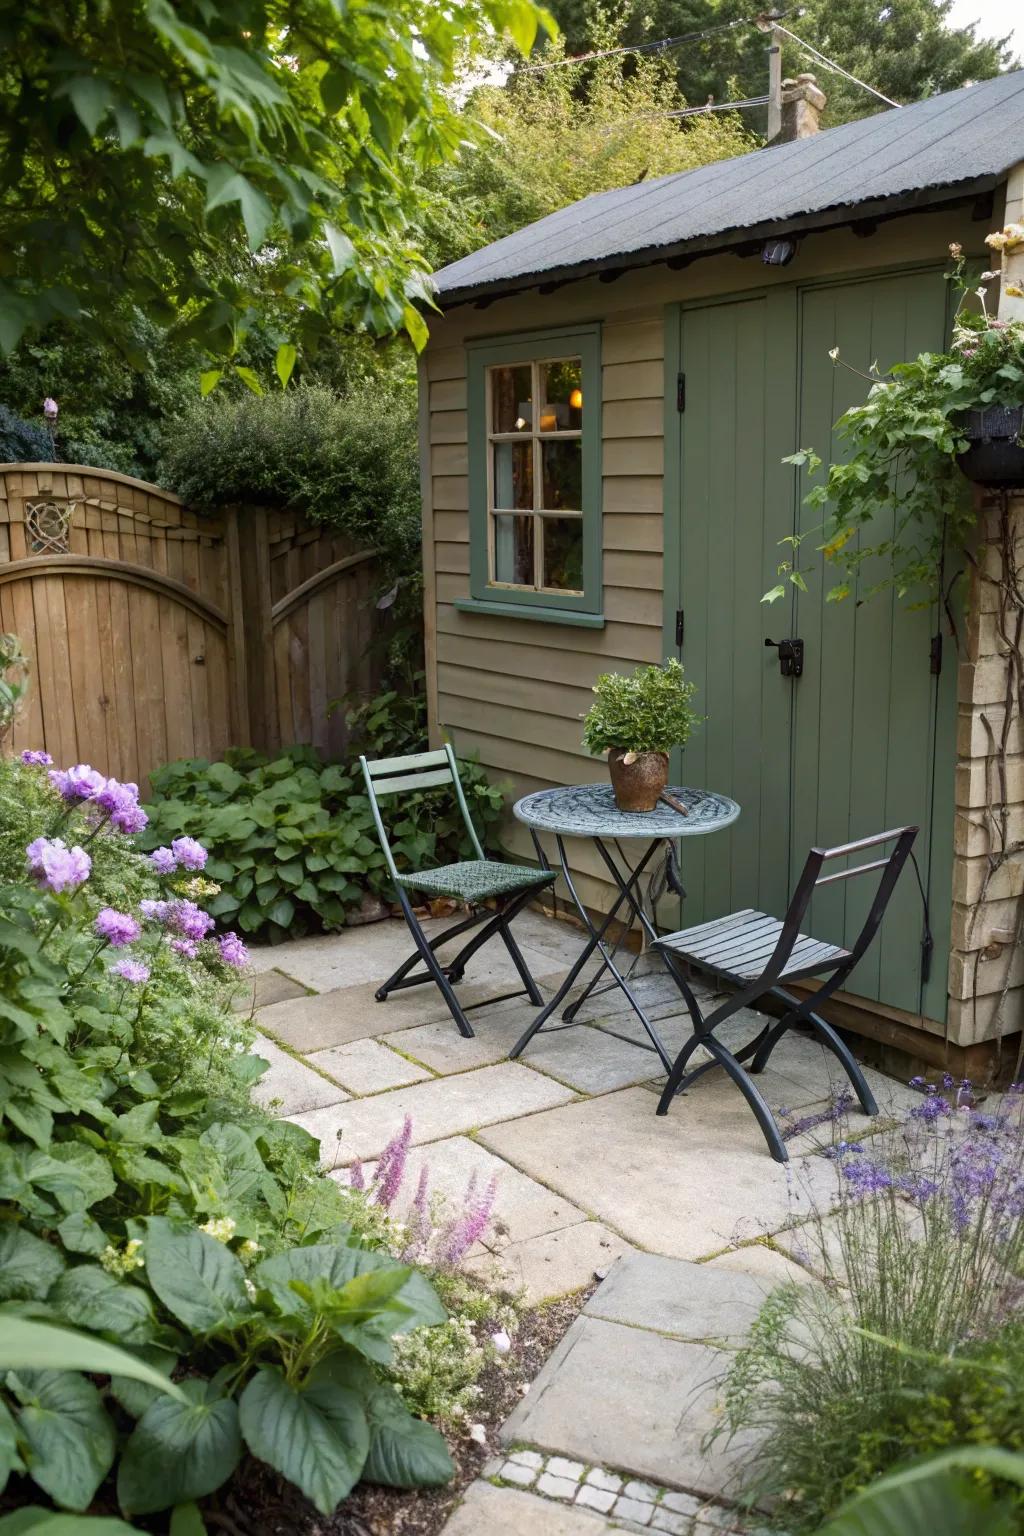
[582,1252,776,1343]
[501,1315,757,1497]
[467,1220,631,1303]
[524,1025,665,1095]
[340,1134,587,1247]
[443,1481,616,1534]
[289,1062,579,1164]
[307,1037,431,1094]
[250,1035,348,1116]
[231,967,308,1014]
[480,1084,839,1259]
[260,973,566,1052]
[704,1242,816,1287]
[389,997,556,1073]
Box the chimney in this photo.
[778,73,826,141]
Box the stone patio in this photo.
[246,908,911,1534]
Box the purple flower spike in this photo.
[139,899,169,922]
[349,1160,366,1191]
[48,764,105,801]
[20,749,52,766]
[842,1159,893,1198]
[171,836,207,871]
[26,836,91,893]
[111,958,150,985]
[94,908,142,948]
[911,1095,952,1123]
[373,1116,413,1209]
[170,937,199,960]
[434,1173,498,1267]
[149,847,177,876]
[218,931,249,969]
[95,777,148,835]
[166,899,215,942]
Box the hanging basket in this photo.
[954,405,1024,488]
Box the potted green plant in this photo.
[582,659,701,812]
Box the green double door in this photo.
[669,268,956,1021]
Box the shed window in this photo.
[464,326,602,624]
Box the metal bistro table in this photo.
[510,783,740,1073]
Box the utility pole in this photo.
[755,11,795,141]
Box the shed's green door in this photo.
[672,268,956,1020]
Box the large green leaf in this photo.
[8,1369,116,1511]
[0,1509,137,1535]
[49,1265,155,1345]
[144,1218,251,1333]
[118,1379,241,1514]
[254,1244,445,1336]
[109,1347,179,1421]
[0,1227,64,1301]
[238,1365,369,1515]
[361,1383,454,1489]
[0,1398,23,1495]
[0,1315,184,1400]
[31,1144,116,1213]
[821,1448,1024,1536]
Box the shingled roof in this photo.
[434,69,1024,305]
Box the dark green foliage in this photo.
[544,0,1013,133]
[0,404,53,463]
[582,659,701,755]
[142,743,506,942]
[157,382,420,577]
[0,755,456,1517]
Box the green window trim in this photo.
[466,323,602,617]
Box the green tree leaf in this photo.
[143,1218,251,1333]
[238,1365,369,1515]
[117,1380,241,1515]
[48,1265,156,1345]
[275,343,297,390]
[9,1369,116,1511]
[199,370,223,397]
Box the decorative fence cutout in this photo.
[0,465,384,789]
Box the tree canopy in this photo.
[545,0,1014,130]
[419,16,755,271]
[0,0,553,364]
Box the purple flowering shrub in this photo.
[718,1083,1024,1529]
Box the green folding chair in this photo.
[360,744,556,1038]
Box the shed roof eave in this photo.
[432,172,1002,313]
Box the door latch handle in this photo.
[764,637,804,677]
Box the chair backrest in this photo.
[360,743,484,880]
[758,825,919,986]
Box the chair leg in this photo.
[710,1039,789,1163]
[765,988,879,1118]
[656,1032,706,1114]
[388,890,477,1038]
[376,907,483,999]
[496,910,546,1007]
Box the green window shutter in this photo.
[464,324,603,620]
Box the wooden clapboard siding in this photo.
[423,313,664,905]
[0,465,386,790]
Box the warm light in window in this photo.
[539,409,558,431]
[569,387,583,409]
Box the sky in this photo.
[947,0,1024,59]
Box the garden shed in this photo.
[418,68,1024,1069]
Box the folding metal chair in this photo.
[360,745,556,1038]
[653,826,919,1162]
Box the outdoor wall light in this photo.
[762,237,797,266]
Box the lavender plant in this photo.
[718,1083,1024,1529]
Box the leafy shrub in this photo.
[142,742,506,942]
[582,659,701,756]
[0,402,53,462]
[158,381,420,578]
[0,752,514,1522]
[718,1083,1024,1530]
[0,632,28,741]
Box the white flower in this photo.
[200,1216,237,1243]
[245,1278,258,1301]
[238,1239,262,1264]
[99,1238,145,1277]
[490,1329,512,1356]
[468,1423,488,1446]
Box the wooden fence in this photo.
[0,464,385,788]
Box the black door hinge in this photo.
[675,607,685,649]
[676,372,686,412]
[930,632,942,676]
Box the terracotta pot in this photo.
[607,748,669,812]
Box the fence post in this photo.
[224,505,276,750]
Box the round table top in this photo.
[513,782,740,840]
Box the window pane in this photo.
[543,517,583,591]
[540,358,583,431]
[491,365,533,433]
[541,439,582,510]
[493,514,534,586]
[493,441,533,510]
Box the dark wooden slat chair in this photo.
[653,826,919,1162]
[360,745,555,1039]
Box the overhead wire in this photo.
[512,15,759,75]
[769,21,901,107]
